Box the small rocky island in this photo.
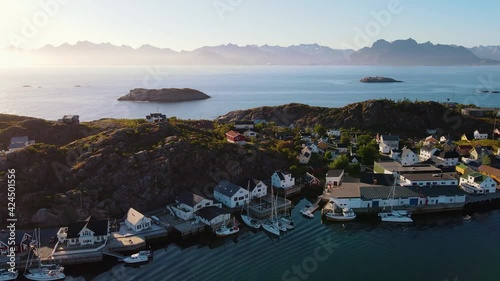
[360,76,402,83]
[118,88,210,102]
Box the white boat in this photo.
[215,223,240,237]
[0,270,18,281]
[24,270,65,281]
[325,207,356,222]
[240,180,261,229]
[378,174,413,223]
[262,220,280,236]
[278,193,294,230]
[123,250,151,264]
[300,207,314,219]
[261,187,281,236]
[29,264,64,274]
[24,228,65,281]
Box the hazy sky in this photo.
[1,0,499,50]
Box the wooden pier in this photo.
[173,220,208,237]
[248,195,293,219]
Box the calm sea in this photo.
[1,66,500,121]
[62,199,499,281]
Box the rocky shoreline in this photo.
[360,76,402,83]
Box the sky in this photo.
[0,0,499,51]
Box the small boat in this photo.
[123,250,151,264]
[325,207,356,222]
[300,207,314,219]
[379,210,413,223]
[279,216,295,230]
[29,264,64,274]
[241,214,261,229]
[0,269,18,281]
[464,215,472,220]
[25,270,65,281]
[215,217,240,237]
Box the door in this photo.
[372,201,379,207]
[409,198,418,205]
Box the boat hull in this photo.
[215,226,240,237]
[241,215,261,229]
[262,222,280,236]
[300,208,314,219]
[0,270,18,281]
[325,213,356,222]
[379,212,413,223]
[24,271,65,281]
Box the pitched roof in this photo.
[126,208,146,226]
[215,180,245,198]
[195,206,230,221]
[437,151,460,159]
[274,170,291,180]
[420,145,436,153]
[66,216,108,238]
[478,165,500,179]
[243,178,264,192]
[326,169,344,178]
[381,135,400,142]
[225,130,243,138]
[176,191,206,207]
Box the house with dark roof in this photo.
[298,146,312,164]
[325,170,344,187]
[146,113,167,122]
[456,145,473,156]
[336,143,349,154]
[214,180,249,208]
[400,147,419,166]
[274,131,294,140]
[432,150,460,167]
[419,145,439,160]
[234,120,255,130]
[242,178,268,198]
[125,208,152,232]
[271,170,295,189]
[379,135,400,153]
[470,146,492,162]
[56,216,109,246]
[171,191,219,221]
[194,206,231,226]
[459,172,497,194]
[0,232,32,255]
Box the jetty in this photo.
[248,195,293,219]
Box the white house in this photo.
[234,120,255,130]
[327,129,341,137]
[379,142,391,154]
[8,136,35,153]
[390,149,402,160]
[57,216,109,246]
[214,180,249,208]
[379,135,399,151]
[423,135,439,146]
[419,146,439,160]
[460,172,497,194]
[326,169,344,187]
[243,129,258,138]
[400,147,419,166]
[303,142,319,153]
[272,171,295,189]
[171,191,219,221]
[297,146,312,164]
[125,208,152,232]
[245,178,268,198]
[336,144,349,154]
[432,151,460,167]
[473,130,488,140]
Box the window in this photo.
[137,225,142,230]
[245,195,248,198]
[233,197,237,201]
[205,202,210,206]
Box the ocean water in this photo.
[65,200,500,281]
[1,66,500,121]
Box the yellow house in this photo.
[456,163,469,175]
[478,165,500,183]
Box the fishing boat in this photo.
[24,229,65,281]
[0,269,18,281]
[325,207,356,222]
[215,217,240,237]
[123,250,151,264]
[300,207,314,219]
[241,180,261,229]
[378,174,413,223]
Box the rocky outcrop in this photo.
[360,76,401,83]
[117,88,210,102]
[216,99,492,137]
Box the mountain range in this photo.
[3,38,500,66]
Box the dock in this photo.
[304,196,323,215]
[248,195,293,219]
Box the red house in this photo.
[225,130,246,145]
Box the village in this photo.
[1,110,500,278]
